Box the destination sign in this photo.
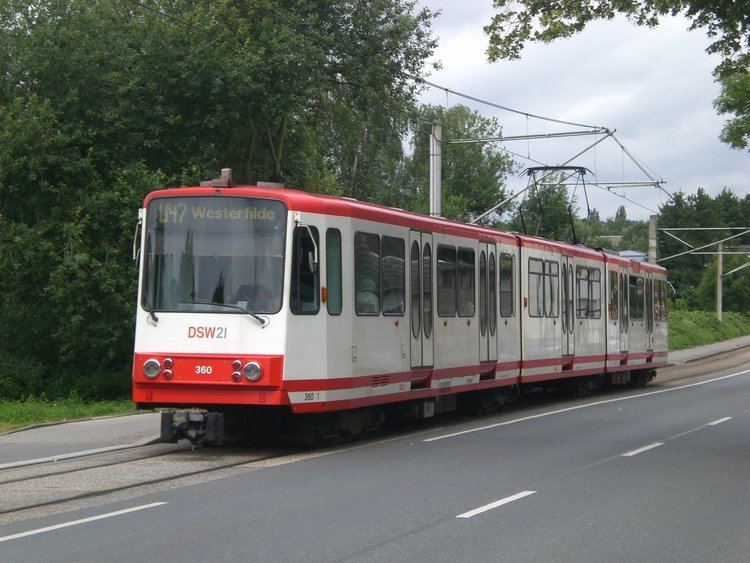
[151,198,282,225]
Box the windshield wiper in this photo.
[183,299,269,327]
[143,296,159,324]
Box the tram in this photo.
[132,170,668,444]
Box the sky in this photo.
[415,1,750,221]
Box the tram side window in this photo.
[545,260,559,317]
[575,266,601,319]
[489,253,497,335]
[355,232,381,315]
[499,253,514,317]
[576,266,589,318]
[609,271,618,320]
[437,245,457,317]
[326,229,342,315]
[290,226,320,315]
[382,236,405,316]
[457,248,475,317]
[528,258,544,318]
[629,275,644,320]
[590,268,601,318]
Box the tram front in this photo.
[132,188,289,443]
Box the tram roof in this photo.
[143,185,665,274]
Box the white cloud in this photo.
[415,1,750,220]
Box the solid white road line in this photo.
[707,416,732,426]
[424,367,750,442]
[0,443,151,471]
[621,442,664,457]
[0,502,168,544]
[456,491,536,519]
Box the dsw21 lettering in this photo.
[187,326,227,339]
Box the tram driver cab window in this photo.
[291,226,320,314]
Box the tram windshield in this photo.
[142,196,286,314]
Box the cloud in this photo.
[416,1,750,220]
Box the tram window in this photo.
[528,258,544,318]
[574,266,601,318]
[457,248,475,317]
[576,266,589,318]
[326,229,342,315]
[355,232,381,315]
[489,253,497,335]
[437,245,457,317]
[590,268,601,318]
[423,243,433,337]
[658,280,668,321]
[411,241,420,338]
[629,275,644,320]
[290,226,320,315]
[545,260,559,318]
[382,236,405,316]
[499,253,514,317]
[609,271,618,320]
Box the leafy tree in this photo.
[0,0,438,398]
[396,104,516,222]
[484,1,750,151]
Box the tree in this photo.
[0,0,439,398]
[484,1,750,151]
[396,104,516,222]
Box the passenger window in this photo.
[499,253,514,317]
[528,258,544,318]
[576,266,589,318]
[590,268,601,318]
[437,245,457,317]
[290,226,320,314]
[326,229,342,315]
[423,243,433,337]
[457,248,475,317]
[545,260,559,318]
[355,232,381,315]
[629,275,644,320]
[609,271,618,320]
[489,253,497,335]
[382,236,405,316]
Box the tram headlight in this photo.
[143,359,161,379]
[243,361,262,382]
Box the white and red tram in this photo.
[133,176,668,443]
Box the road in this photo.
[1,366,748,562]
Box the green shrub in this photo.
[669,310,750,350]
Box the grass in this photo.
[669,310,750,351]
[0,397,135,432]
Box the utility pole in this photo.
[648,215,658,262]
[429,124,442,217]
[717,241,723,321]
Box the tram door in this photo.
[478,243,498,363]
[561,255,575,356]
[409,231,434,368]
[619,271,629,353]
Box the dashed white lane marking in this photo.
[0,502,168,544]
[424,368,750,442]
[622,442,664,457]
[707,416,732,426]
[456,491,536,519]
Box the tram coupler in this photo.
[160,410,224,446]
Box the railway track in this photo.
[0,441,294,516]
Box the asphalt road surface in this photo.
[1,366,748,562]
